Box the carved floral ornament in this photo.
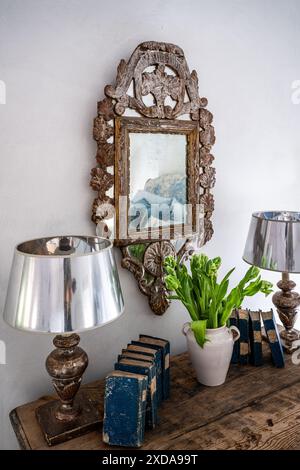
[90,41,216,315]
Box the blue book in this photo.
[261,309,285,368]
[229,309,240,364]
[238,309,249,365]
[115,358,158,429]
[139,335,170,400]
[127,343,163,406]
[103,370,147,447]
[249,310,263,366]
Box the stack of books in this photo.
[229,308,284,368]
[103,334,170,447]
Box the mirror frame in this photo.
[90,41,216,315]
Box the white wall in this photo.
[0,0,300,449]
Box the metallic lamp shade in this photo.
[243,211,300,273]
[3,236,124,333]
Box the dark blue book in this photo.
[249,310,263,366]
[139,335,170,400]
[261,309,285,368]
[229,309,240,364]
[238,309,249,365]
[115,358,158,429]
[127,343,163,406]
[103,370,147,447]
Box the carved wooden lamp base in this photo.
[35,334,101,446]
[272,273,300,354]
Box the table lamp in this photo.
[3,235,124,445]
[243,211,300,353]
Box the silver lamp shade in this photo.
[3,236,124,333]
[243,211,300,274]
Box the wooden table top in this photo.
[10,342,300,450]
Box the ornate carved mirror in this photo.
[90,41,215,315]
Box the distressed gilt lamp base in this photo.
[35,334,101,446]
[272,273,300,354]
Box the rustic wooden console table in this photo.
[10,343,300,450]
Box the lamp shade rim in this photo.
[242,256,297,274]
[3,304,125,335]
[15,235,112,259]
[252,211,300,224]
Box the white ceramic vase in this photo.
[182,322,240,386]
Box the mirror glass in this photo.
[128,132,187,233]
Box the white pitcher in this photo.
[182,322,240,386]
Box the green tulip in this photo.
[164,253,273,348]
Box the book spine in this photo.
[163,342,170,400]
[131,341,163,405]
[229,310,240,364]
[249,311,263,366]
[149,367,158,428]
[138,335,171,400]
[238,309,249,364]
[114,362,158,429]
[262,312,285,368]
[103,375,147,447]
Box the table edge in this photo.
[9,409,31,450]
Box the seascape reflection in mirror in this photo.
[128,132,187,232]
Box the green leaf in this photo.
[164,274,180,291]
[190,320,208,348]
[260,280,273,295]
[220,267,235,288]
[238,266,260,290]
[219,286,241,325]
[242,279,263,297]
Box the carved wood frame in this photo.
[90,41,215,315]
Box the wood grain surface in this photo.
[10,343,300,450]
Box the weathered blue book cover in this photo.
[229,309,240,364]
[238,309,249,364]
[103,371,147,447]
[115,358,158,429]
[139,335,170,400]
[261,309,285,368]
[127,343,163,406]
[249,310,263,366]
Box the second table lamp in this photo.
[243,211,300,353]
